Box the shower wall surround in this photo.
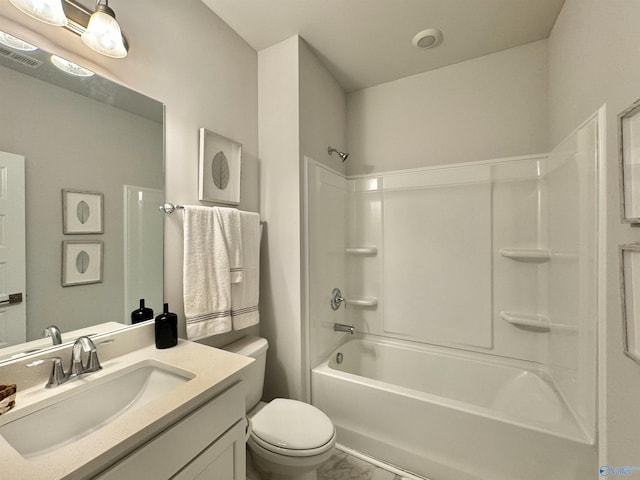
[347,156,548,359]
[306,113,599,441]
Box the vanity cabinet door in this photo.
[172,419,246,480]
[94,381,245,480]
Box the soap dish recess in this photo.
[499,248,550,262]
[500,311,550,332]
[345,297,378,308]
[345,246,378,256]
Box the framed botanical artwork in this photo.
[619,99,640,223]
[198,128,241,205]
[62,190,104,234]
[62,240,103,287]
[620,244,640,364]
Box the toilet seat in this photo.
[250,398,335,457]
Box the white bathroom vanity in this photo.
[0,325,252,479]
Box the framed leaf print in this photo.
[198,128,241,205]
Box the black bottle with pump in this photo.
[131,299,154,324]
[155,303,178,349]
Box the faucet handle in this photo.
[330,288,345,310]
[87,338,115,372]
[27,357,69,388]
[84,352,101,373]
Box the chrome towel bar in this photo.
[159,203,184,214]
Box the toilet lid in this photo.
[251,398,335,450]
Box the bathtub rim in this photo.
[312,334,595,446]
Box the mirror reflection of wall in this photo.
[0,52,164,350]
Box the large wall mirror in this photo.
[0,36,164,362]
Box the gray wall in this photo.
[548,0,640,466]
[346,40,549,175]
[0,0,259,347]
[259,36,347,401]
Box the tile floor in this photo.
[247,448,412,480]
[317,450,405,479]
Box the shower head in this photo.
[328,146,349,162]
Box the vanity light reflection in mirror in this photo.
[0,31,165,362]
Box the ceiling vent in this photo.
[0,46,43,68]
[412,29,443,49]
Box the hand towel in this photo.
[183,205,238,339]
[214,207,243,284]
[231,211,261,330]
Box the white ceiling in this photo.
[202,0,565,92]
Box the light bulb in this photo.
[8,0,67,27]
[81,6,127,59]
[0,31,38,51]
[50,55,95,77]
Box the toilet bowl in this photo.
[223,336,336,480]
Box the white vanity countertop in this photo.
[0,339,253,479]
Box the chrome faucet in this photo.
[334,323,355,334]
[26,336,112,388]
[43,325,62,345]
[70,336,102,376]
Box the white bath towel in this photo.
[231,211,261,330]
[215,207,243,284]
[183,206,242,339]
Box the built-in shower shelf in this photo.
[499,248,550,262]
[345,297,378,308]
[345,246,378,256]
[500,311,550,332]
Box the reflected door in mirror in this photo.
[0,152,26,347]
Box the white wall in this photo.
[0,0,259,347]
[259,35,347,401]
[548,0,640,465]
[346,40,549,175]
[345,157,551,365]
[306,160,347,370]
[545,116,599,441]
[299,39,347,176]
[258,36,303,401]
[299,38,347,397]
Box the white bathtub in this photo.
[311,337,595,480]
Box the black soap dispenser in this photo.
[155,303,178,349]
[131,299,154,324]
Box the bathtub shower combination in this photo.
[305,114,601,480]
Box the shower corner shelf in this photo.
[499,248,550,263]
[500,311,550,333]
[345,297,378,308]
[345,246,378,256]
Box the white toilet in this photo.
[223,336,335,480]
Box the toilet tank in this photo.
[222,336,268,411]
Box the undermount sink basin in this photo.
[0,362,193,458]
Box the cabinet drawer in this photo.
[96,381,246,480]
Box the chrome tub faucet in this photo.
[334,323,355,334]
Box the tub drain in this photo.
[336,352,343,364]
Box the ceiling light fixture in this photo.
[0,31,38,51]
[8,0,67,27]
[81,0,127,58]
[8,0,129,59]
[412,28,443,49]
[50,54,95,77]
